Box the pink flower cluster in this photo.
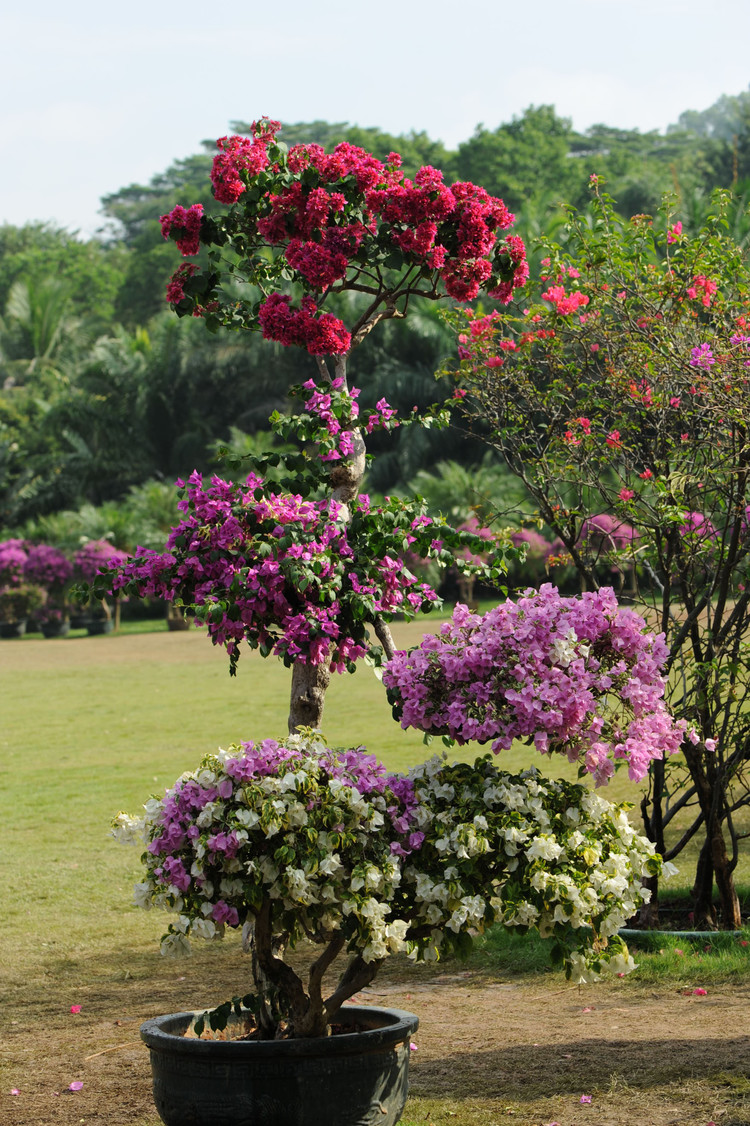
[0,539,29,586]
[686,274,717,307]
[159,204,204,256]
[165,263,198,304]
[23,544,73,590]
[139,736,421,940]
[73,540,129,585]
[578,514,638,553]
[383,584,691,785]
[542,285,590,316]
[690,343,715,370]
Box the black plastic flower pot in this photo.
[140,1003,419,1126]
[0,619,27,639]
[41,620,71,638]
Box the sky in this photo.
[3,0,750,239]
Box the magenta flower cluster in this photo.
[383,584,691,786]
[0,539,29,586]
[108,469,440,673]
[118,733,424,963]
[23,544,73,590]
[73,540,129,585]
[160,119,529,354]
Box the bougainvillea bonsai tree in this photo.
[105,124,685,1040]
[103,118,527,732]
[447,180,749,928]
[115,731,660,1039]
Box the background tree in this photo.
[449,183,750,929]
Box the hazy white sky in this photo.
[3,0,749,238]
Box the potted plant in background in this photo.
[97,122,700,1126]
[23,543,74,637]
[0,539,45,638]
[74,539,128,633]
[0,580,46,638]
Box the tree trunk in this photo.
[692,838,717,930]
[286,353,365,735]
[636,760,666,927]
[288,660,332,734]
[683,742,741,929]
[709,814,742,928]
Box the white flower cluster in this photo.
[403,755,659,982]
[113,734,417,966]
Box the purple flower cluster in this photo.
[123,734,423,955]
[578,514,638,553]
[383,584,690,785]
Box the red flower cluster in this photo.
[210,119,281,204]
[258,293,351,355]
[686,274,718,308]
[162,119,529,353]
[165,263,198,304]
[159,204,204,256]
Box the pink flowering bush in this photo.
[114,732,659,1038]
[73,540,129,585]
[24,544,73,591]
[384,585,692,786]
[102,378,501,676]
[0,539,29,587]
[107,127,669,1046]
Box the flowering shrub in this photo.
[114,733,657,1038]
[384,585,694,786]
[0,539,29,587]
[24,544,73,591]
[103,378,505,676]
[405,754,659,981]
[73,540,129,584]
[447,182,750,926]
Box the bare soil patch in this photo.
[3,957,749,1126]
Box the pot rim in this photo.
[141,1003,419,1059]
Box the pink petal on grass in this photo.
[693,987,708,996]
[70,1005,82,1014]
[68,1082,83,1092]
[10,1089,20,1096]
[581,1006,594,1013]
[409,1042,418,1051]
[580,1094,593,1103]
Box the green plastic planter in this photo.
[141,1003,419,1126]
